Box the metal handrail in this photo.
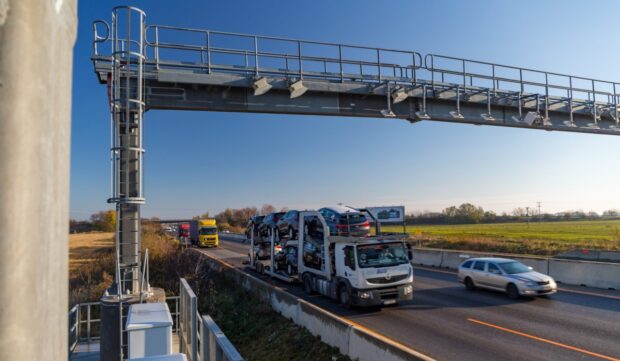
[178,278,244,361]
[143,24,422,82]
[145,24,423,56]
[424,53,620,102]
[180,278,198,361]
[68,304,79,354]
[201,315,244,361]
[139,248,150,302]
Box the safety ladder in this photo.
[108,6,146,296]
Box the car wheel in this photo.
[339,285,352,309]
[506,283,520,299]
[303,274,315,295]
[464,277,476,291]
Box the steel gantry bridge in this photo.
[91,6,620,360]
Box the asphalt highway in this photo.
[199,236,620,361]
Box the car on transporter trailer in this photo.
[276,209,301,240]
[316,206,371,237]
[244,215,264,240]
[257,212,285,240]
[458,257,557,299]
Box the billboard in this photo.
[364,206,405,223]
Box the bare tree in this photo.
[260,204,276,215]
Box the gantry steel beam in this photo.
[92,21,620,136]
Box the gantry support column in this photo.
[0,1,77,360]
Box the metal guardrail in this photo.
[179,278,244,361]
[68,304,79,354]
[92,20,422,84]
[68,301,101,355]
[423,53,620,124]
[143,25,422,84]
[200,315,244,361]
[179,278,198,361]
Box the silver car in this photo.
[458,257,557,299]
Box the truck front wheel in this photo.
[339,284,352,309]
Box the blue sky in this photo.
[71,0,620,220]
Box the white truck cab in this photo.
[330,239,414,306]
[298,211,414,307]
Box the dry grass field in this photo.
[69,232,114,272]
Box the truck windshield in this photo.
[356,243,409,268]
[199,227,217,235]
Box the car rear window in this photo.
[473,261,486,271]
[338,213,366,224]
[461,260,473,268]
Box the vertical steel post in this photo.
[614,83,619,126]
[462,59,466,89]
[592,79,598,124]
[544,73,549,121]
[155,26,160,69]
[254,36,259,77]
[377,49,381,81]
[298,41,303,79]
[207,31,211,74]
[339,45,343,83]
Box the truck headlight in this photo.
[358,291,372,299]
[403,285,413,295]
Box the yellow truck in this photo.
[189,219,219,247]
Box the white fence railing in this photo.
[179,278,243,361]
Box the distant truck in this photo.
[178,223,190,245]
[189,219,219,247]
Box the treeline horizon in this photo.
[407,203,620,225]
[71,204,620,232]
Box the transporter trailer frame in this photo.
[248,211,415,307]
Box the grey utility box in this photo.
[126,302,173,359]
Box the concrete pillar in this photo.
[0,1,77,360]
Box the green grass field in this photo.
[384,220,620,256]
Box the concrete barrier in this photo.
[556,249,620,263]
[412,247,619,290]
[411,249,442,267]
[548,258,620,289]
[194,250,434,361]
[220,233,246,241]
